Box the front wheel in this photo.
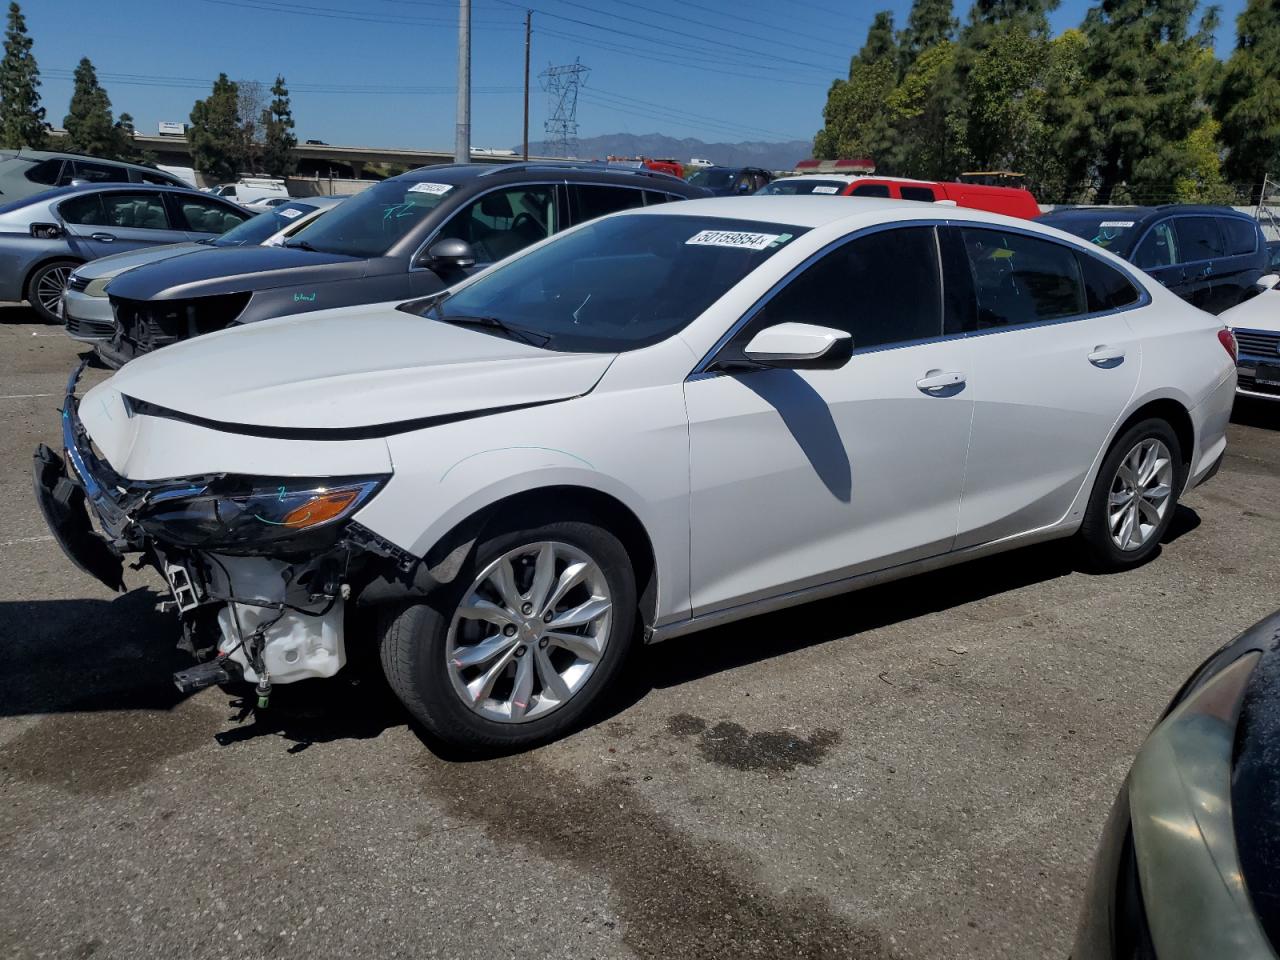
[1077,418,1185,571]
[27,259,78,324]
[379,517,636,751]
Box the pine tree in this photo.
[816,12,900,161]
[1059,0,1213,203]
[259,74,297,177]
[0,2,45,149]
[900,0,958,69]
[62,57,119,156]
[189,73,243,182]
[1216,0,1280,198]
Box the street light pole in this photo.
[522,10,531,161]
[455,0,471,164]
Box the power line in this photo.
[42,68,519,96]
[198,0,519,28]
[585,87,804,140]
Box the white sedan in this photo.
[1221,278,1280,399]
[35,197,1237,750]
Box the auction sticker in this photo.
[277,207,304,219]
[1099,220,1134,228]
[686,229,783,250]
[811,185,840,194]
[409,182,453,195]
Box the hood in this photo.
[107,301,616,435]
[73,242,204,282]
[104,244,369,301]
[1222,288,1280,333]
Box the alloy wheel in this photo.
[34,265,72,316]
[445,540,613,723]
[1108,438,1174,551]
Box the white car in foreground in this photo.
[34,197,1237,750]
[1221,277,1280,399]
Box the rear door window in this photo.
[1134,221,1177,268]
[99,192,172,229]
[751,226,942,350]
[1079,254,1141,313]
[850,183,891,198]
[569,184,646,224]
[72,160,127,184]
[1174,217,1225,263]
[900,185,936,202]
[955,227,1086,329]
[643,190,673,205]
[1221,217,1259,256]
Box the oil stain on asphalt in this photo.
[422,750,901,960]
[666,714,842,772]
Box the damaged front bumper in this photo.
[32,363,449,694]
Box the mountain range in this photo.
[517,133,812,170]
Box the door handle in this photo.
[1088,345,1125,367]
[1199,264,1214,278]
[90,232,116,242]
[915,370,966,394]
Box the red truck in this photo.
[761,174,1042,219]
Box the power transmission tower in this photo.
[539,59,588,158]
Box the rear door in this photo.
[1172,215,1225,310]
[1212,216,1264,314]
[1132,219,1185,297]
[946,225,1144,547]
[58,190,190,258]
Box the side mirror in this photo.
[423,237,476,272]
[741,322,852,370]
[1257,274,1279,291]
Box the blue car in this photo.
[0,182,250,322]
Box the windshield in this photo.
[757,179,847,196]
[1040,212,1142,252]
[688,169,733,189]
[422,214,808,353]
[211,201,319,247]
[288,178,454,258]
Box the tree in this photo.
[189,73,242,182]
[965,28,1050,172]
[235,79,266,173]
[1216,0,1280,198]
[882,41,969,177]
[815,11,899,161]
[0,2,45,148]
[899,0,958,69]
[259,74,297,177]
[1173,115,1237,202]
[62,57,123,157]
[1058,0,1214,203]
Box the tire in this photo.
[26,259,78,324]
[379,516,637,751]
[1077,418,1185,571]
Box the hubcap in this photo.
[35,266,71,315]
[1108,438,1174,551]
[445,540,612,723]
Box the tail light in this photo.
[1219,328,1238,364]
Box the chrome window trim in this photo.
[691,218,1153,377]
[408,179,565,273]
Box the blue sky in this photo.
[26,0,1246,152]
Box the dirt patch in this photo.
[422,751,900,960]
[667,713,841,772]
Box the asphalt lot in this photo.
[1,308,1278,960]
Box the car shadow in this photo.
[3,522,1198,759]
[0,302,39,324]
[1232,396,1280,430]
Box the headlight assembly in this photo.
[135,474,387,552]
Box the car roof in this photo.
[1044,204,1251,221]
[620,194,1015,229]
[397,162,692,187]
[0,148,178,175]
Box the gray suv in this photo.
[0,149,190,202]
[99,162,709,366]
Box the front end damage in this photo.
[33,362,442,704]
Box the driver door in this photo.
[684,226,974,616]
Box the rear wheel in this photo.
[27,259,78,324]
[379,517,636,751]
[1077,418,1184,571]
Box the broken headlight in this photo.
[135,475,387,553]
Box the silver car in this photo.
[63,196,345,344]
[0,149,190,202]
[0,182,250,322]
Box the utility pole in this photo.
[454,0,471,164]
[522,10,532,161]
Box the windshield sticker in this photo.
[277,207,304,219]
[408,182,453,195]
[1099,220,1135,228]
[686,229,785,251]
[811,185,839,194]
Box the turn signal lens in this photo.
[1219,328,1238,364]
[281,489,360,528]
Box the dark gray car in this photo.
[99,163,709,366]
